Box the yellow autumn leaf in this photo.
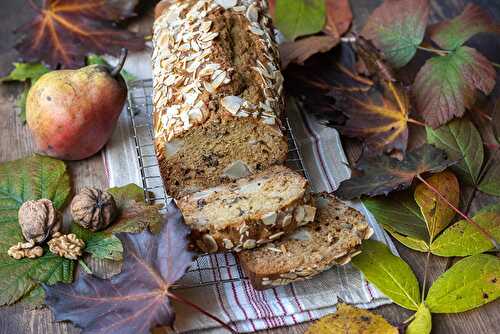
[414,170,460,240]
[305,304,398,334]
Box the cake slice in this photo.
[238,193,373,290]
[176,165,316,253]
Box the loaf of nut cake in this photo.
[152,0,288,198]
[176,165,316,253]
[238,193,374,290]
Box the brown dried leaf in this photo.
[16,0,145,69]
[280,35,339,69]
[44,201,194,334]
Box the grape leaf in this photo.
[414,171,459,240]
[351,240,421,310]
[414,46,496,128]
[361,0,430,68]
[429,4,500,51]
[431,210,500,257]
[0,155,73,305]
[275,0,326,40]
[70,224,123,261]
[305,304,398,334]
[426,118,484,185]
[16,0,145,69]
[363,192,428,240]
[478,150,500,196]
[44,201,194,334]
[406,304,432,334]
[334,144,454,200]
[425,254,500,313]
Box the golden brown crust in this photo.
[152,0,287,198]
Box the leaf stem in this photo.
[402,313,416,324]
[407,118,426,127]
[417,46,449,56]
[78,259,92,274]
[416,174,499,250]
[168,292,237,333]
[421,251,431,301]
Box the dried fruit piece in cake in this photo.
[238,193,374,290]
[176,165,316,253]
[152,0,288,198]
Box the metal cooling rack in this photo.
[127,79,309,289]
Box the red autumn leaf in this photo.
[286,39,412,156]
[429,4,500,51]
[280,35,339,69]
[413,46,496,128]
[361,0,430,68]
[334,144,455,200]
[16,0,145,69]
[43,201,195,334]
[324,0,352,38]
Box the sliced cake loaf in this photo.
[176,165,316,253]
[238,193,374,290]
[153,0,288,198]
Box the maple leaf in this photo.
[334,144,455,199]
[43,201,195,334]
[429,4,500,51]
[361,0,430,68]
[414,46,496,128]
[286,40,412,156]
[16,0,145,69]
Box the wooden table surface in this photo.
[0,0,498,333]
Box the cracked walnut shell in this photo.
[18,199,62,244]
[71,187,118,231]
[48,232,85,260]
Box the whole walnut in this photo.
[18,199,62,244]
[71,187,117,231]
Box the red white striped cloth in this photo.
[101,53,396,333]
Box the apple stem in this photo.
[111,49,128,77]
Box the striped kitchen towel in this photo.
[101,54,395,333]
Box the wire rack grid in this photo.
[127,79,309,289]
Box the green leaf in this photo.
[429,4,499,51]
[71,224,123,261]
[426,118,484,185]
[86,54,137,83]
[107,183,146,206]
[351,240,420,310]
[275,0,326,41]
[0,251,74,305]
[0,155,72,305]
[478,150,500,196]
[363,192,428,240]
[106,183,162,234]
[426,254,500,313]
[387,230,430,252]
[414,171,460,240]
[414,47,496,128]
[431,211,500,257]
[406,304,432,334]
[0,62,50,83]
[16,88,29,123]
[477,203,500,215]
[361,0,429,68]
[20,286,46,309]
